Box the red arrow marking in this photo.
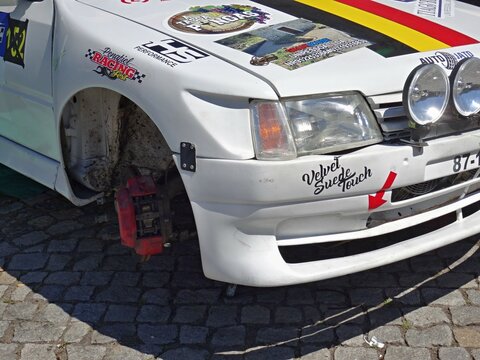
[368,171,397,210]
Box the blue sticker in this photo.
[0,12,9,58]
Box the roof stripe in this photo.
[337,0,478,47]
[296,0,451,52]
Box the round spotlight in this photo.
[403,64,450,126]
[451,57,480,117]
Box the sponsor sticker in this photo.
[415,0,455,18]
[168,5,270,34]
[134,39,209,67]
[85,47,146,83]
[217,19,371,70]
[0,12,9,58]
[420,50,474,69]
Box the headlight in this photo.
[250,92,383,160]
[451,57,480,117]
[403,64,450,126]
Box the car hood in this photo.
[75,0,480,97]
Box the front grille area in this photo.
[368,94,410,142]
[391,169,479,202]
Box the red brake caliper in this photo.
[115,176,168,256]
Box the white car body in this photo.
[1,0,480,286]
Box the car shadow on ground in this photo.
[0,191,478,359]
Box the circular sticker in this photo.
[168,5,271,34]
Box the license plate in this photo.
[451,151,480,173]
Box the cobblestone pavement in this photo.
[1,190,480,360]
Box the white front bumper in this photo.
[176,130,480,287]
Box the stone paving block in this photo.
[275,306,303,324]
[385,288,423,306]
[44,271,81,285]
[140,288,170,305]
[72,254,103,271]
[473,349,480,360]
[0,272,18,285]
[171,272,215,289]
[303,306,322,324]
[241,305,270,324]
[112,271,140,286]
[405,325,453,347]
[421,289,466,306]
[142,272,170,288]
[173,305,207,324]
[256,288,286,304]
[138,324,178,345]
[349,272,398,288]
[104,304,138,322]
[256,327,299,345]
[34,285,66,302]
[287,288,315,305]
[179,325,209,344]
[161,347,209,360]
[384,346,431,360]
[63,321,91,343]
[47,220,83,236]
[404,307,450,327]
[453,327,480,347]
[96,285,142,303]
[0,321,9,338]
[410,255,444,273]
[80,271,113,286]
[9,253,49,270]
[336,324,365,346]
[334,347,378,360]
[451,306,480,326]
[72,303,107,323]
[77,239,105,253]
[0,284,9,298]
[10,285,31,301]
[64,285,95,302]
[244,347,295,360]
[438,347,471,360]
[45,254,72,271]
[315,290,348,305]
[369,325,405,345]
[13,231,49,247]
[349,288,385,306]
[0,344,18,360]
[300,347,331,360]
[300,326,335,344]
[137,305,171,323]
[0,243,20,257]
[27,215,55,229]
[323,307,366,326]
[13,321,66,342]
[206,305,238,327]
[38,303,70,324]
[47,238,78,253]
[174,289,222,305]
[20,344,57,360]
[90,330,115,344]
[3,302,38,320]
[437,273,478,289]
[66,345,107,360]
[211,326,246,348]
[104,345,156,360]
[97,323,136,342]
[466,289,480,305]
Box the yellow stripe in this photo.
[296,0,449,52]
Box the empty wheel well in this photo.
[60,87,176,198]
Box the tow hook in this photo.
[115,175,172,258]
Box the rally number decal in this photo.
[4,18,28,67]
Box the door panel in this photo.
[0,0,58,160]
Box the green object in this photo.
[0,165,47,199]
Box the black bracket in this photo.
[180,142,196,172]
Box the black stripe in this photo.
[251,0,417,57]
[458,0,479,6]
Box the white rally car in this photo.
[1,0,479,286]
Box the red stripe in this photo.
[337,0,478,46]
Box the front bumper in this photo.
[176,130,480,287]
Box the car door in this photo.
[0,0,58,160]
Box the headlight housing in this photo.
[451,57,480,117]
[250,92,383,160]
[403,64,450,126]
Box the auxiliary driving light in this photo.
[451,57,480,117]
[404,64,450,126]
